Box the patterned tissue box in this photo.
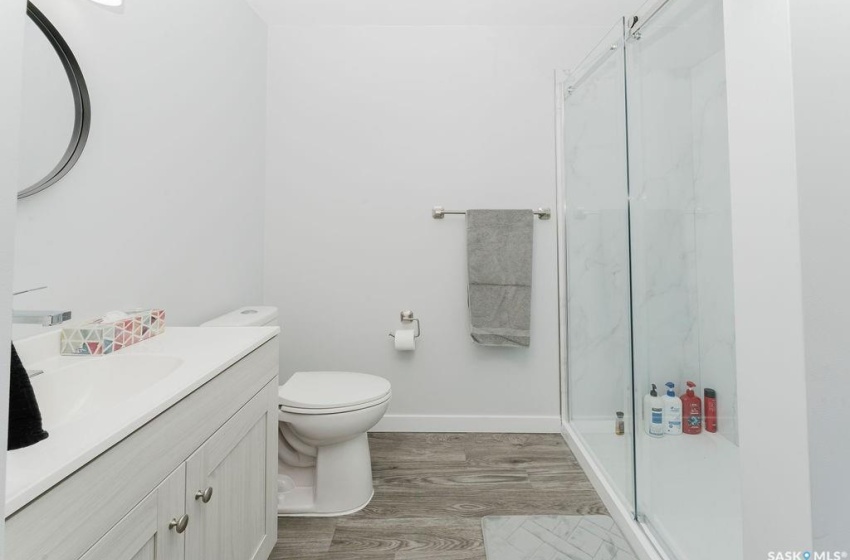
[60,309,166,356]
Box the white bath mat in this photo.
[482,515,638,560]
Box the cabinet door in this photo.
[185,380,278,560]
[79,464,187,560]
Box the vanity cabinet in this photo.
[184,380,277,560]
[5,339,279,560]
[79,465,186,560]
[76,383,277,560]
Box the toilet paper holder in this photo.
[388,310,421,339]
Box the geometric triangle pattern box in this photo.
[61,309,166,356]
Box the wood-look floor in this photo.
[271,433,606,560]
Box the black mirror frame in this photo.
[19,1,91,200]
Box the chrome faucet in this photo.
[12,285,73,326]
[13,310,73,326]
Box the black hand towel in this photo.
[7,344,49,450]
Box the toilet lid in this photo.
[279,371,391,410]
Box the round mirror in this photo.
[18,2,91,200]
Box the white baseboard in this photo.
[372,414,561,433]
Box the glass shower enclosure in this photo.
[558,1,743,558]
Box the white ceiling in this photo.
[246,0,647,27]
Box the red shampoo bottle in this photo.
[704,388,717,433]
[681,381,702,435]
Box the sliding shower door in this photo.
[562,22,635,511]
[561,1,743,558]
[626,1,742,558]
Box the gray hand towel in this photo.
[466,209,533,347]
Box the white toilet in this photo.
[201,306,391,517]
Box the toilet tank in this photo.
[200,306,279,327]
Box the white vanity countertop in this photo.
[5,326,279,517]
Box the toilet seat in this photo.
[279,371,391,415]
[280,392,391,415]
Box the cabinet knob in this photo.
[169,514,189,534]
[195,486,214,503]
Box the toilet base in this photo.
[277,489,374,518]
[277,432,375,516]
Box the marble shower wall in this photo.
[564,45,632,424]
[626,0,738,444]
[564,0,737,446]
[626,59,702,412]
[690,48,738,445]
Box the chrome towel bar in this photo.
[432,206,551,220]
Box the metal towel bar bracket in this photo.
[432,206,551,220]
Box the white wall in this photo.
[12,0,268,338]
[790,0,850,551]
[1,0,28,545]
[262,0,644,431]
[722,0,813,556]
[250,0,648,27]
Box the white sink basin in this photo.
[31,355,184,429]
[7,326,279,517]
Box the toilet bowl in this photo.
[200,307,391,516]
[277,371,391,516]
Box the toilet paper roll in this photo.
[393,329,416,351]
